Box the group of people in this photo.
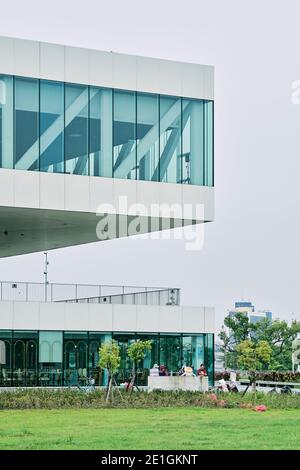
[150,363,208,377]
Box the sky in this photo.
[0,0,299,330]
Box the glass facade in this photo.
[0,74,213,186]
[0,331,214,387]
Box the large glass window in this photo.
[182,98,204,185]
[159,96,182,184]
[112,333,136,384]
[14,77,39,171]
[39,331,63,386]
[182,335,204,371]
[0,330,12,387]
[65,84,89,175]
[136,93,159,181]
[0,75,13,169]
[40,81,64,173]
[159,334,181,373]
[13,331,38,386]
[135,334,159,385]
[204,333,214,385]
[63,331,88,385]
[0,74,214,187]
[89,87,112,177]
[204,101,214,186]
[113,90,136,180]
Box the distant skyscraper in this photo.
[229,301,272,323]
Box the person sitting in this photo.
[159,365,169,376]
[182,366,195,377]
[197,364,207,377]
[149,364,159,377]
[218,378,229,392]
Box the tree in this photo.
[99,340,121,402]
[127,340,152,392]
[236,339,272,396]
[219,313,300,370]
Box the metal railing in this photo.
[62,288,179,306]
[0,281,180,306]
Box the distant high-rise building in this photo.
[229,301,272,323]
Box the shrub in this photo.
[0,388,299,410]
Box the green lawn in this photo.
[0,408,299,450]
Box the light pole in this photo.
[44,252,49,301]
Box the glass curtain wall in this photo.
[89,87,113,177]
[0,331,214,387]
[14,77,39,171]
[0,74,213,187]
[159,95,181,184]
[40,80,64,173]
[113,90,136,180]
[0,75,13,169]
[136,92,159,181]
[65,84,89,175]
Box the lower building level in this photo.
[0,330,214,387]
[0,282,215,387]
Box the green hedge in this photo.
[0,389,299,410]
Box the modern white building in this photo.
[0,36,215,387]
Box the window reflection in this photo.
[0,331,214,387]
[113,90,136,180]
[0,74,214,187]
[65,84,89,175]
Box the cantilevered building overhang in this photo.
[0,36,214,257]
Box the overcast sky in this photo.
[0,0,299,329]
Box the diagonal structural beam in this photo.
[151,102,191,181]
[113,99,189,179]
[15,88,98,170]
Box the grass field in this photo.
[0,408,299,450]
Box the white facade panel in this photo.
[136,56,160,94]
[90,177,114,213]
[65,46,90,85]
[0,302,214,334]
[136,180,160,214]
[112,53,137,90]
[0,169,14,206]
[0,37,14,75]
[64,173,90,212]
[14,170,40,208]
[0,302,14,329]
[181,307,205,333]
[39,172,65,210]
[64,303,89,331]
[204,307,215,333]
[13,38,39,78]
[113,179,137,216]
[204,66,214,101]
[159,306,182,333]
[159,182,183,212]
[13,302,39,330]
[88,49,113,89]
[113,304,137,332]
[39,42,65,81]
[136,305,160,332]
[157,59,182,97]
[0,36,214,100]
[39,302,65,330]
[88,304,113,331]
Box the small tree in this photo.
[98,340,121,402]
[127,340,152,391]
[236,339,272,397]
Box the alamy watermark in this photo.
[95,196,205,251]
